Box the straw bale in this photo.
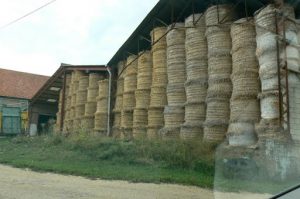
[230,99,260,123]
[185,13,205,28]
[87,87,98,102]
[76,90,87,105]
[98,79,109,98]
[148,107,164,127]
[151,72,168,87]
[78,76,89,91]
[113,111,121,127]
[231,18,256,53]
[180,124,203,140]
[125,55,138,75]
[186,61,208,81]
[166,84,186,106]
[124,74,137,93]
[206,100,230,124]
[121,110,133,128]
[73,118,82,131]
[259,91,280,120]
[227,122,257,146]
[206,26,232,57]
[159,126,181,140]
[147,126,161,139]
[151,27,167,51]
[205,4,235,26]
[167,45,185,64]
[133,108,148,127]
[208,54,232,76]
[185,102,206,124]
[123,128,133,140]
[70,107,75,119]
[85,101,97,116]
[231,74,260,100]
[203,125,227,143]
[94,112,108,130]
[75,104,85,118]
[122,91,135,111]
[81,115,95,131]
[65,74,72,86]
[96,97,108,113]
[232,49,258,76]
[113,95,123,112]
[112,126,122,138]
[166,23,185,47]
[164,106,184,127]
[73,71,85,82]
[137,74,152,90]
[116,78,124,95]
[88,73,102,89]
[138,50,152,74]
[207,77,232,98]
[133,127,147,139]
[167,64,186,85]
[256,33,277,57]
[135,89,151,109]
[152,49,167,71]
[117,60,125,77]
[260,75,279,92]
[150,86,167,107]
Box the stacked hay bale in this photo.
[62,74,72,132]
[133,51,152,139]
[65,72,76,131]
[94,79,109,134]
[82,73,103,132]
[74,76,89,130]
[255,4,297,140]
[227,18,261,146]
[181,13,208,140]
[160,23,186,139]
[148,27,168,139]
[55,89,64,131]
[112,61,125,138]
[121,55,138,139]
[203,5,235,143]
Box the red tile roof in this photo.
[0,68,49,99]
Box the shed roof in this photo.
[0,68,49,99]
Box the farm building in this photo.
[0,68,48,135]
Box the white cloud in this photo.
[0,0,159,75]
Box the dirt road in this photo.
[0,164,271,199]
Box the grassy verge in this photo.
[0,134,215,188]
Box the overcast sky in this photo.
[0,0,159,76]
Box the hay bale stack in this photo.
[94,79,109,133]
[161,23,186,139]
[147,27,168,138]
[228,18,260,146]
[203,4,235,143]
[255,4,296,141]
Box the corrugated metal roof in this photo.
[0,68,49,99]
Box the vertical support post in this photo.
[60,71,67,132]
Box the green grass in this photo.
[0,134,215,188]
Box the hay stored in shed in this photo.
[231,74,260,100]
[121,110,133,129]
[159,126,181,140]
[184,102,206,124]
[88,73,103,89]
[203,124,227,143]
[122,91,135,111]
[206,77,232,99]
[73,71,85,82]
[205,4,235,26]
[76,90,87,105]
[87,88,98,102]
[135,89,151,109]
[117,60,125,77]
[208,54,232,76]
[166,23,185,47]
[133,127,147,139]
[113,111,121,127]
[123,128,133,140]
[113,95,123,112]
[180,124,203,140]
[166,84,186,106]
[78,76,89,91]
[151,27,167,51]
[230,99,260,123]
[185,79,207,103]
[81,115,95,131]
[133,108,148,127]
[98,79,109,99]
[124,74,137,93]
[96,97,108,113]
[125,55,138,76]
[94,112,108,130]
[116,78,124,95]
[138,51,152,75]
[259,91,280,120]
[137,75,152,90]
[206,26,232,57]
[164,106,184,127]
[151,72,168,87]
[205,100,230,125]
[147,126,161,139]
[75,104,85,118]
[227,122,257,146]
[148,107,164,127]
[85,101,97,116]
[112,126,122,138]
[186,61,208,81]
[149,86,167,108]
[232,50,258,76]
[152,49,167,73]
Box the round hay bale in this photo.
[73,71,85,81]
[180,124,203,140]
[71,94,77,107]
[122,91,135,111]
[167,63,186,85]
[185,102,206,124]
[81,115,95,131]
[150,86,167,108]
[133,127,147,139]
[121,110,133,128]
[207,77,232,99]
[133,108,148,127]
[185,13,205,28]
[152,49,167,71]
[164,106,185,127]
[124,73,137,93]
[72,118,82,131]
[186,61,208,81]
[98,79,109,98]
[227,122,256,146]
[151,72,168,87]
[166,23,185,47]
[186,41,207,61]
[123,128,133,140]
[112,126,122,138]
[85,101,97,116]
[260,75,279,92]
[138,50,152,75]
[167,45,185,65]
[116,78,124,95]
[78,76,89,91]
[76,90,87,105]
[135,89,151,109]
[96,97,108,113]
[230,99,260,123]
[94,112,108,130]
[203,125,227,143]
[208,54,232,76]
[113,95,123,112]
[87,87,98,102]
[147,126,161,139]
[231,74,260,100]
[137,74,152,90]
[88,73,102,89]
[256,33,277,56]
[113,111,121,127]
[117,60,125,77]
[159,126,181,140]
[148,107,164,127]
[125,55,138,76]
[70,107,75,119]
[231,18,256,53]
[75,104,85,118]
[205,4,235,26]
[232,49,258,76]
[259,91,280,120]
[151,27,167,51]
[206,100,230,124]
[166,84,186,106]
[206,26,232,57]
[65,74,72,86]
[257,51,278,78]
